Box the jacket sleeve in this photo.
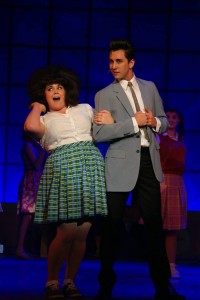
[150,81,169,134]
[93,90,136,143]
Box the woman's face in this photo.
[166,111,180,130]
[45,83,66,112]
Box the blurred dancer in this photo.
[16,132,46,259]
[159,108,187,278]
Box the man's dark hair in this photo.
[109,39,135,61]
[27,65,80,111]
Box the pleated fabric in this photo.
[161,174,187,230]
[34,141,107,224]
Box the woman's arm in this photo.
[24,102,46,139]
[94,110,115,125]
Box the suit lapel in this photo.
[112,82,134,117]
[137,79,151,108]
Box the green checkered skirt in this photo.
[34,141,107,224]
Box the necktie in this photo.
[128,81,149,142]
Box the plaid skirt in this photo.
[34,141,107,224]
[161,174,188,230]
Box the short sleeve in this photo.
[85,104,94,120]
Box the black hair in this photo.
[109,39,135,61]
[166,108,185,138]
[27,65,80,111]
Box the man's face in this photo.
[109,50,135,82]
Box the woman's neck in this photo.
[167,129,178,140]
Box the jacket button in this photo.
[136,150,140,153]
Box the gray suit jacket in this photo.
[93,78,168,192]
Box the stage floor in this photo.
[0,255,199,300]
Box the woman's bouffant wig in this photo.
[27,65,80,110]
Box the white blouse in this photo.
[40,104,94,151]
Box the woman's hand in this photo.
[94,110,115,125]
[30,102,46,113]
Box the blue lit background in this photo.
[0,0,200,211]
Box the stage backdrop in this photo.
[0,0,200,211]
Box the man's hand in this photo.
[145,107,157,128]
[134,111,148,127]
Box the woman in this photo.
[16,132,46,259]
[159,108,187,279]
[24,65,107,299]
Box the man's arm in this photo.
[93,91,136,143]
[146,81,169,134]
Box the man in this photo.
[93,39,185,300]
